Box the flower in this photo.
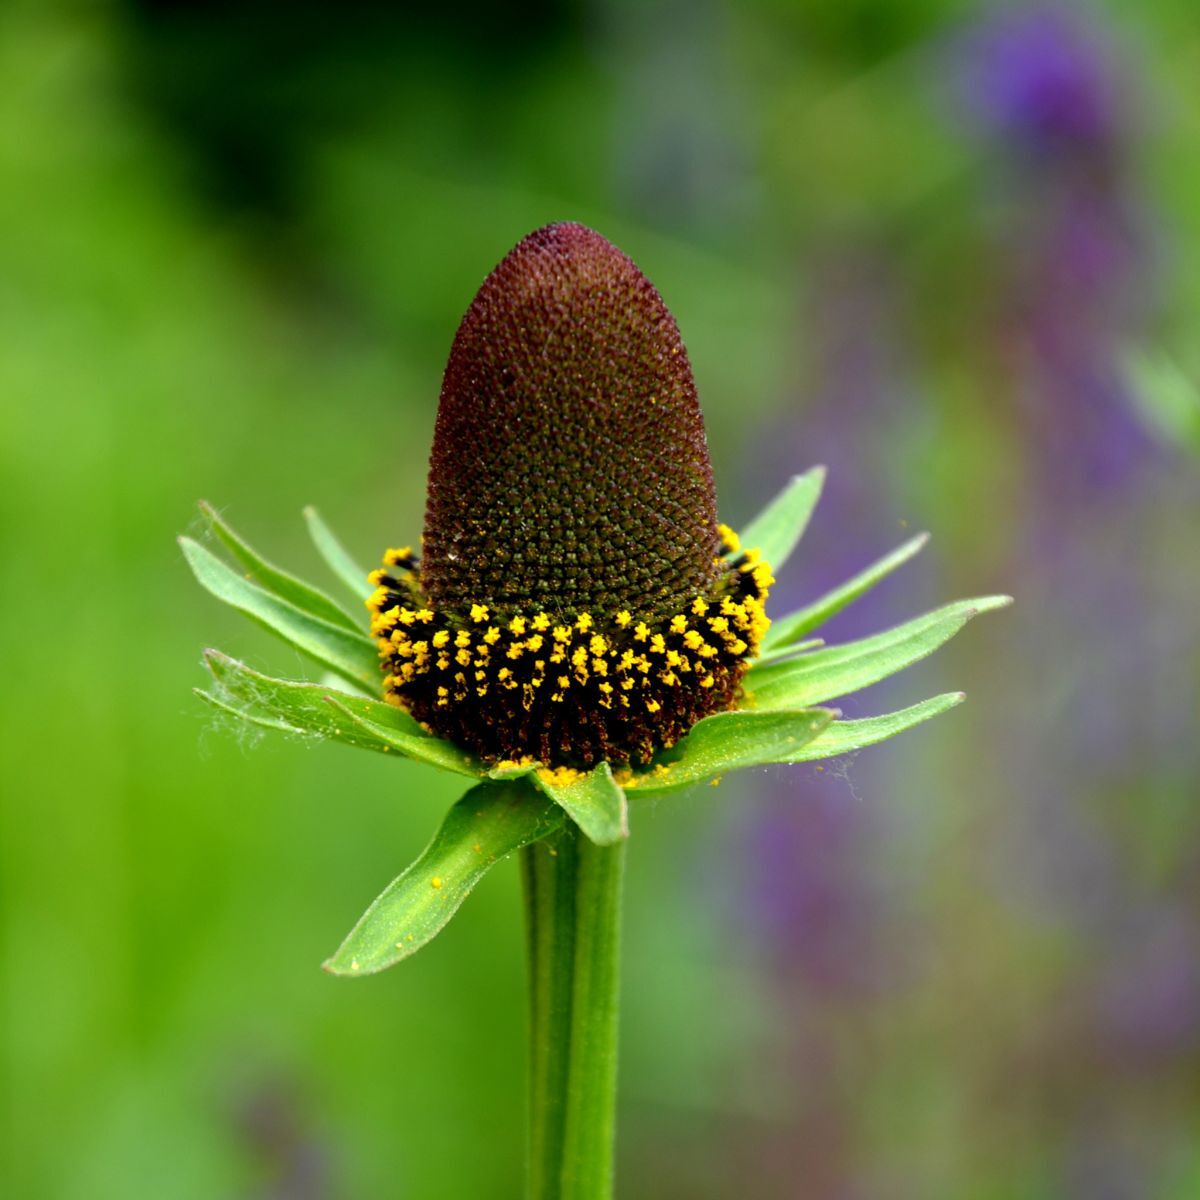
[182,222,1008,973]
[954,2,1127,155]
[366,224,770,768]
[952,4,1155,500]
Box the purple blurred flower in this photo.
[956,2,1127,156]
[950,17,1200,1181]
[956,2,1158,500]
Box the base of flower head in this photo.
[365,540,772,769]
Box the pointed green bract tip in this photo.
[422,222,720,622]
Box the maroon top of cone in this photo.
[421,222,720,620]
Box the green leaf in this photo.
[762,532,929,654]
[630,707,836,796]
[737,466,825,572]
[746,595,1011,710]
[195,686,302,739]
[199,501,361,630]
[325,698,482,778]
[196,674,478,777]
[314,670,376,699]
[324,780,565,976]
[181,536,378,689]
[795,693,966,759]
[198,649,463,757]
[487,761,630,845]
[304,505,375,601]
[194,670,396,755]
[533,762,628,846]
[764,637,825,660]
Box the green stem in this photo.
[520,825,625,1200]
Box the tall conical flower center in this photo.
[422,223,720,620]
[366,223,772,768]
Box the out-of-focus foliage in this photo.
[1,2,1196,1198]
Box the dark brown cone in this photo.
[421,222,721,622]
[368,224,772,768]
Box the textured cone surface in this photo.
[422,222,720,621]
[368,224,772,768]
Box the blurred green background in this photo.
[2,1,1198,1197]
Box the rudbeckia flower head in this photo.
[367,223,771,768]
[185,220,1009,972]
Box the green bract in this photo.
[184,470,1009,975]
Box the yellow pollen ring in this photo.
[368,532,772,765]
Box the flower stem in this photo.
[520,824,625,1200]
